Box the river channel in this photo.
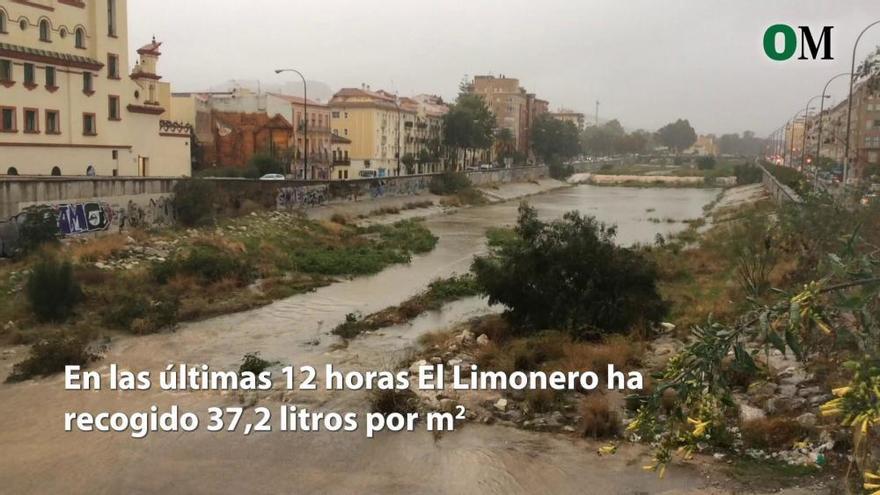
[0,184,724,494]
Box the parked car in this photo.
[479,164,493,171]
[259,174,286,181]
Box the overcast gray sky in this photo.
[129,0,879,137]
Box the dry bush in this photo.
[70,234,128,262]
[369,388,419,415]
[330,213,349,225]
[73,265,112,286]
[740,417,813,450]
[417,330,452,350]
[524,388,561,414]
[559,335,640,376]
[579,394,621,439]
[472,314,511,343]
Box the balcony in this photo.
[333,159,351,166]
[297,122,331,133]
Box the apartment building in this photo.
[471,75,529,156]
[0,0,190,177]
[550,108,586,132]
[328,86,415,178]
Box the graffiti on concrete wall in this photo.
[118,196,175,229]
[1,194,177,256]
[57,202,114,235]
[276,185,329,209]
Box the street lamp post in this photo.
[275,68,308,179]
[801,95,830,171]
[787,107,812,168]
[843,19,880,185]
[815,72,851,188]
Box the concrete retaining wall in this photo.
[759,164,802,205]
[0,167,547,255]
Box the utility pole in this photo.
[275,69,308,179]
[843,19,880,185]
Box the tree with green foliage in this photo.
[495,128,516,164]
[532,115,580,164]
[443,92,495,169]
[695,156,716,170]
[472,203,668,337]
[401,153,416,175]
[173,179,217,227]
[16,205,60,256]
[248,152,285,176]
[656,119,697,153]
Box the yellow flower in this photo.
[688,417,710,438]
[598,444,617,456]
[832,386,851,397]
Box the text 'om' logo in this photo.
[763,24,833,61]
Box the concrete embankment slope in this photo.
[568,172,735,186]
[306,178,567,222]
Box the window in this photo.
[1,107,15,132]
[45,110,59,134]
[6,167,17,176]
[23,108,38,133]
[75,27,85,48]
[39,19,50,41]
[332,111,340,118]
[83,113,96,135]
[83,72,93,93]
[108,95,120,120]
[0,10,6,33]
[107,0,117,37]
[23,63,35,86]
[51,166,61,176]
[45,66,56,88]
[107,54,119,79]
[0,59,11,81]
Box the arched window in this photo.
[38,19,50,41]
[86,165,95,176]
[74,27,85,48]
[51,166,61,176]
[0,10,7,34]
[6,166,17,176]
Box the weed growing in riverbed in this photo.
[239,352,278,375]
[6,332,98,383]
[331,275,480,338]
[26,255,82,323]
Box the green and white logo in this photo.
[763,24,833,61]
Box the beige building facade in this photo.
[329,86,414,178]
[471,75,529,155]
[0,0,191,177]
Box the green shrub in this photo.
[153,244,255,285]
[429,172,471,195]
[734,162,763,185]
[472,203,667,337]
[239,352,277,375]
[17,205,59,255]
[369,388,420,415]
[249,153,285,176]
[173,179,217,227]
[549,161,574,180]
[101,291,179,333]
[26,255,82,322]
[6,333,98,382]
[695,156,716,170]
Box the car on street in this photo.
[479,164,494,171]
[259,174,286,181]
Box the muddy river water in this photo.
[0,185,726,494]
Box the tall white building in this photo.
[0,0,191,177]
